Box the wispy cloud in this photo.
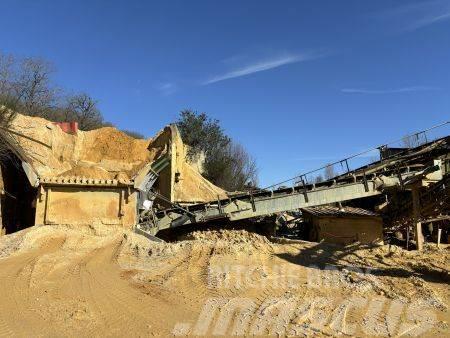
[156,82,177,96]
[381,0,450,32]
[411,11,450,30]
[341,86,440,95]
[202,50,326,85]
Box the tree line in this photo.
[0,51,258,191]
[0,51,143,137]
[177,110,258,191]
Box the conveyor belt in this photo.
[138,136,449,236]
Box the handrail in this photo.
[261,121,449,191]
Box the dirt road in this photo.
[0,226,448,336]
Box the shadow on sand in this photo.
[275,241,449,284]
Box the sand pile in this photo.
[8,114,77,177]
[0,224,123,258]
[81,127,150,163]
[277,240,450,311]
[8,114,152,180]
[170,125,227,202]
[0,227,33,258]
[0,226,448,336]
[119,229,273,268]
[183,229,271,245]
[342,243,449,284]
[178,229,274,255]
[8,113,226,203]
[173,162,227,202]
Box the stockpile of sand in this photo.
[119,229,274,270]
[278,240,449,311]
[8,113,226,204]
[183,229,272,246]
[173,162,227,202]
[58,127,153,180]
[81,127,150,163]
[9,114,77,177]
[8,114,152,180]
[0,226,448,336]
[170,126,227,202]
[79,127,155,179]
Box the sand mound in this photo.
[179,229,274,255]
[0,225,448,336]
[80,127,151,163]
[7,113,226,203]
[173,162,227,202]
[183,229,270,245]
[8,114,77,177]
[8,114,152,180]
[0,227,32,258]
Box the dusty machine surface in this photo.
[0,113,225,234]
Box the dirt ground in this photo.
[0,226,448,337]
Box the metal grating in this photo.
[301,206,379,217]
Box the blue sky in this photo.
[1,0,449,186]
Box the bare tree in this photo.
[13,57,56,116]
[0,51,145,139]
[324,163,336,180]
[63,93,103,130]
[0,53,15,99]
[226,142,258,190]
[0,53,19,160]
